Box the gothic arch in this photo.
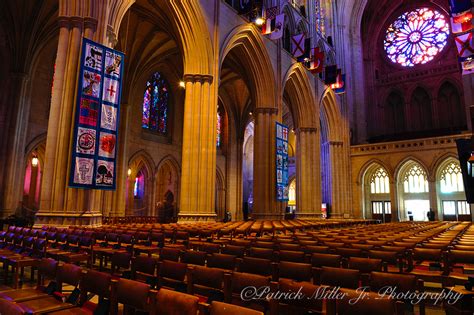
[128,150,155,177]
[357,159,393,185]
[432,153,460,179]
[395,157,430,183]
[155,155,180,221]
[220,25,276,109]
[320,89,343,142]
[282,63,317,129]
[110,0,213,75]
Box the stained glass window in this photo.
[142,72,169,134]
[384,8,449,67]
[216,106,222,148]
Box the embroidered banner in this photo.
[276,122,289,201]
[69,38,124,190]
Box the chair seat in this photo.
[0,288,49,302]
[18,296,76,314]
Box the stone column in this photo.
[178,74,218,221]
[389,180,398,222]
[2,72,30,217]
[36,16,103,227]
[428,179,438,220]
[252,107,282,220]
[328,141,345,218]
[296,127,321,218]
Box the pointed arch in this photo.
[128,150,155,178]
[155,155,180,222]
[357,159,393,185]
[111,0,213,75]
[283,63,317,129]
[320,89,343,142]
[395,157,430,183]
[220,25,276,109]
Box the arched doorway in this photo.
[362,163,391,222]
[397,161,430,221]
[155,158,179,223]
[437,158,470,221]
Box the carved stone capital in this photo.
[183,74,214,84]
[84,17,98,32]
[328,140,344,146]
[58,16,71,29]
[69,16,84,29]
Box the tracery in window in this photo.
[384,8,449,67]
[142,72,169,134]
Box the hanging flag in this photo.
[451,10,473,34]
[306,47,324,73]
[455,32,474,58]
[269,14,285,40]
[448,0,472,14]
[262,17,276,34]
[291,34,305,58]
[324,65,338,85]
[331,73,346,94]
[460,55,474,75]
[297,38,311,62]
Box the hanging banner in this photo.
[69,38,124,190]
[276,122,289,201]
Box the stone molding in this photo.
[183,74,214,84]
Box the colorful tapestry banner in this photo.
[276,122,289,201]
[69,38,124,190]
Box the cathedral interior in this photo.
[0,0,473,314]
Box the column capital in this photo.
[183,74,213,84]
[84,17,98,32]
[57,16,71,28]
[254,107,278,115]
[297,127,317,134]
[69,16,84,28]
[328,140,344,146]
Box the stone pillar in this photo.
[2,72,30,217]
[111,103,130,217]
[178,74,218,221]
[428,179,438,220]
[389,180,398,222]
[253,107,282,219]
[36,16,103,227]
[328,141,345,218]
[296,127,321,218]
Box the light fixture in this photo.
[255,17,265,26]
[179,81,185,88]
[31,155,38,167]
[127,168,132,176]
[249,112,253,116]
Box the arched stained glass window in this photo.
[142,72,169,134]
[440,162,464,193]
[370,168,390,194]
[217,105,222,148]
[403,164,429,193]
[384,8,449,67]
